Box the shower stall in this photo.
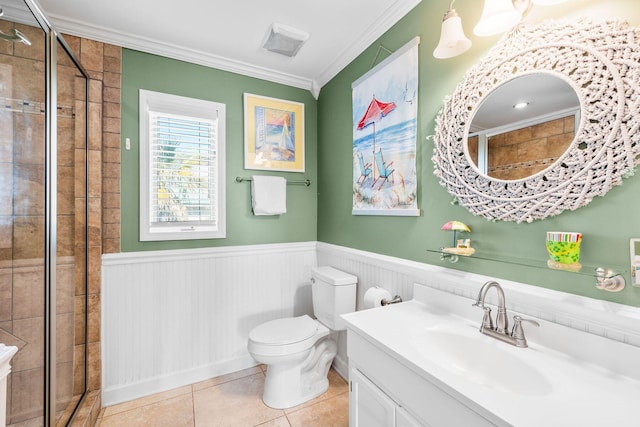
[0,0,88,425]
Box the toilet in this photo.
[247,266,357,409]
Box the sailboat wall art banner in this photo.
[352,37,420,216]
[244,93,305,172]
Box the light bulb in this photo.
[474,0,523,37]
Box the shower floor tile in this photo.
[96,366,349,427]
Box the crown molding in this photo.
[47,0,421,97]
[314,0,422,89]
[3,2,44,26]
[50,14,314,90]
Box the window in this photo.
[139,90,225,241]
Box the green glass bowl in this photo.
[546,241,581,264]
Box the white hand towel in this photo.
[251,175,287,215]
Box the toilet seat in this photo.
[248,315,329,357]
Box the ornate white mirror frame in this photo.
[433,19,640,223]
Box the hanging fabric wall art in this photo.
[352,37,420,216]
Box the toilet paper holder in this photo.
[381,295,403,306]
[364,287,403,308]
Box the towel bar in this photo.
[235,176,311,187]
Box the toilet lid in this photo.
[249,315,319,345]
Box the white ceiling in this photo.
[34,0,422,98]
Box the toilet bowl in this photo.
[248,315,335,409]
[247,266,357,409]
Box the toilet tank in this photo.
[311,266,357,331]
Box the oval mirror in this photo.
[467,73,580,180]
[432,19,640,223]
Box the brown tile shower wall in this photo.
[467,117,575,180]
[488,116,575,180]
[0,19,119,425]
[62,35,122,427]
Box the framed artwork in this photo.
[351,37,420,216]
[244,93,305,172]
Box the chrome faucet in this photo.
[473,281,509,333]
[472,281,539,348]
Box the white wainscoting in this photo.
[102,241,640,406]
[101,242,317,405]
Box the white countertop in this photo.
[342,283,640,427]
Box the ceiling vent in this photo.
[262,23,310,58]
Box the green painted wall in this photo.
[121,49,318,252]
[317,0,640,306]
[120,0,640,306]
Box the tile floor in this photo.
[96,366,349,427]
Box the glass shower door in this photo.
[0,4,47,424]
[0,1,88,425]
[53,37,87,425]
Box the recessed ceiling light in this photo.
[513,101,529,109]
[262,23,310,58]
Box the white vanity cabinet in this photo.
[395,407,423,427]
[349,368,395,427]
[343,281,640,427]
[349,367,423,427]
[346,328,499,427]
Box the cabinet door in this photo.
[397,407,427,427]
[350,368,396,427]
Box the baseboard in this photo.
[332,353,349,381]
[102,354,258,406]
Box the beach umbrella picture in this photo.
[357,95,396,177]
[441,220,470,247]
[351,39,419,214]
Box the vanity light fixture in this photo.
[433,0,568,58]
[433,0,472,59]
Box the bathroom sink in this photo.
[343,283,640,426]
[411,325,552,396]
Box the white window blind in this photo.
[140,90,226,241]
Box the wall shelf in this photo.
[426,249,626,284]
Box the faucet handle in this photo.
[511,315,540,348]
[480,306,493,332]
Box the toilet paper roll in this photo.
[363,287,393,309]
